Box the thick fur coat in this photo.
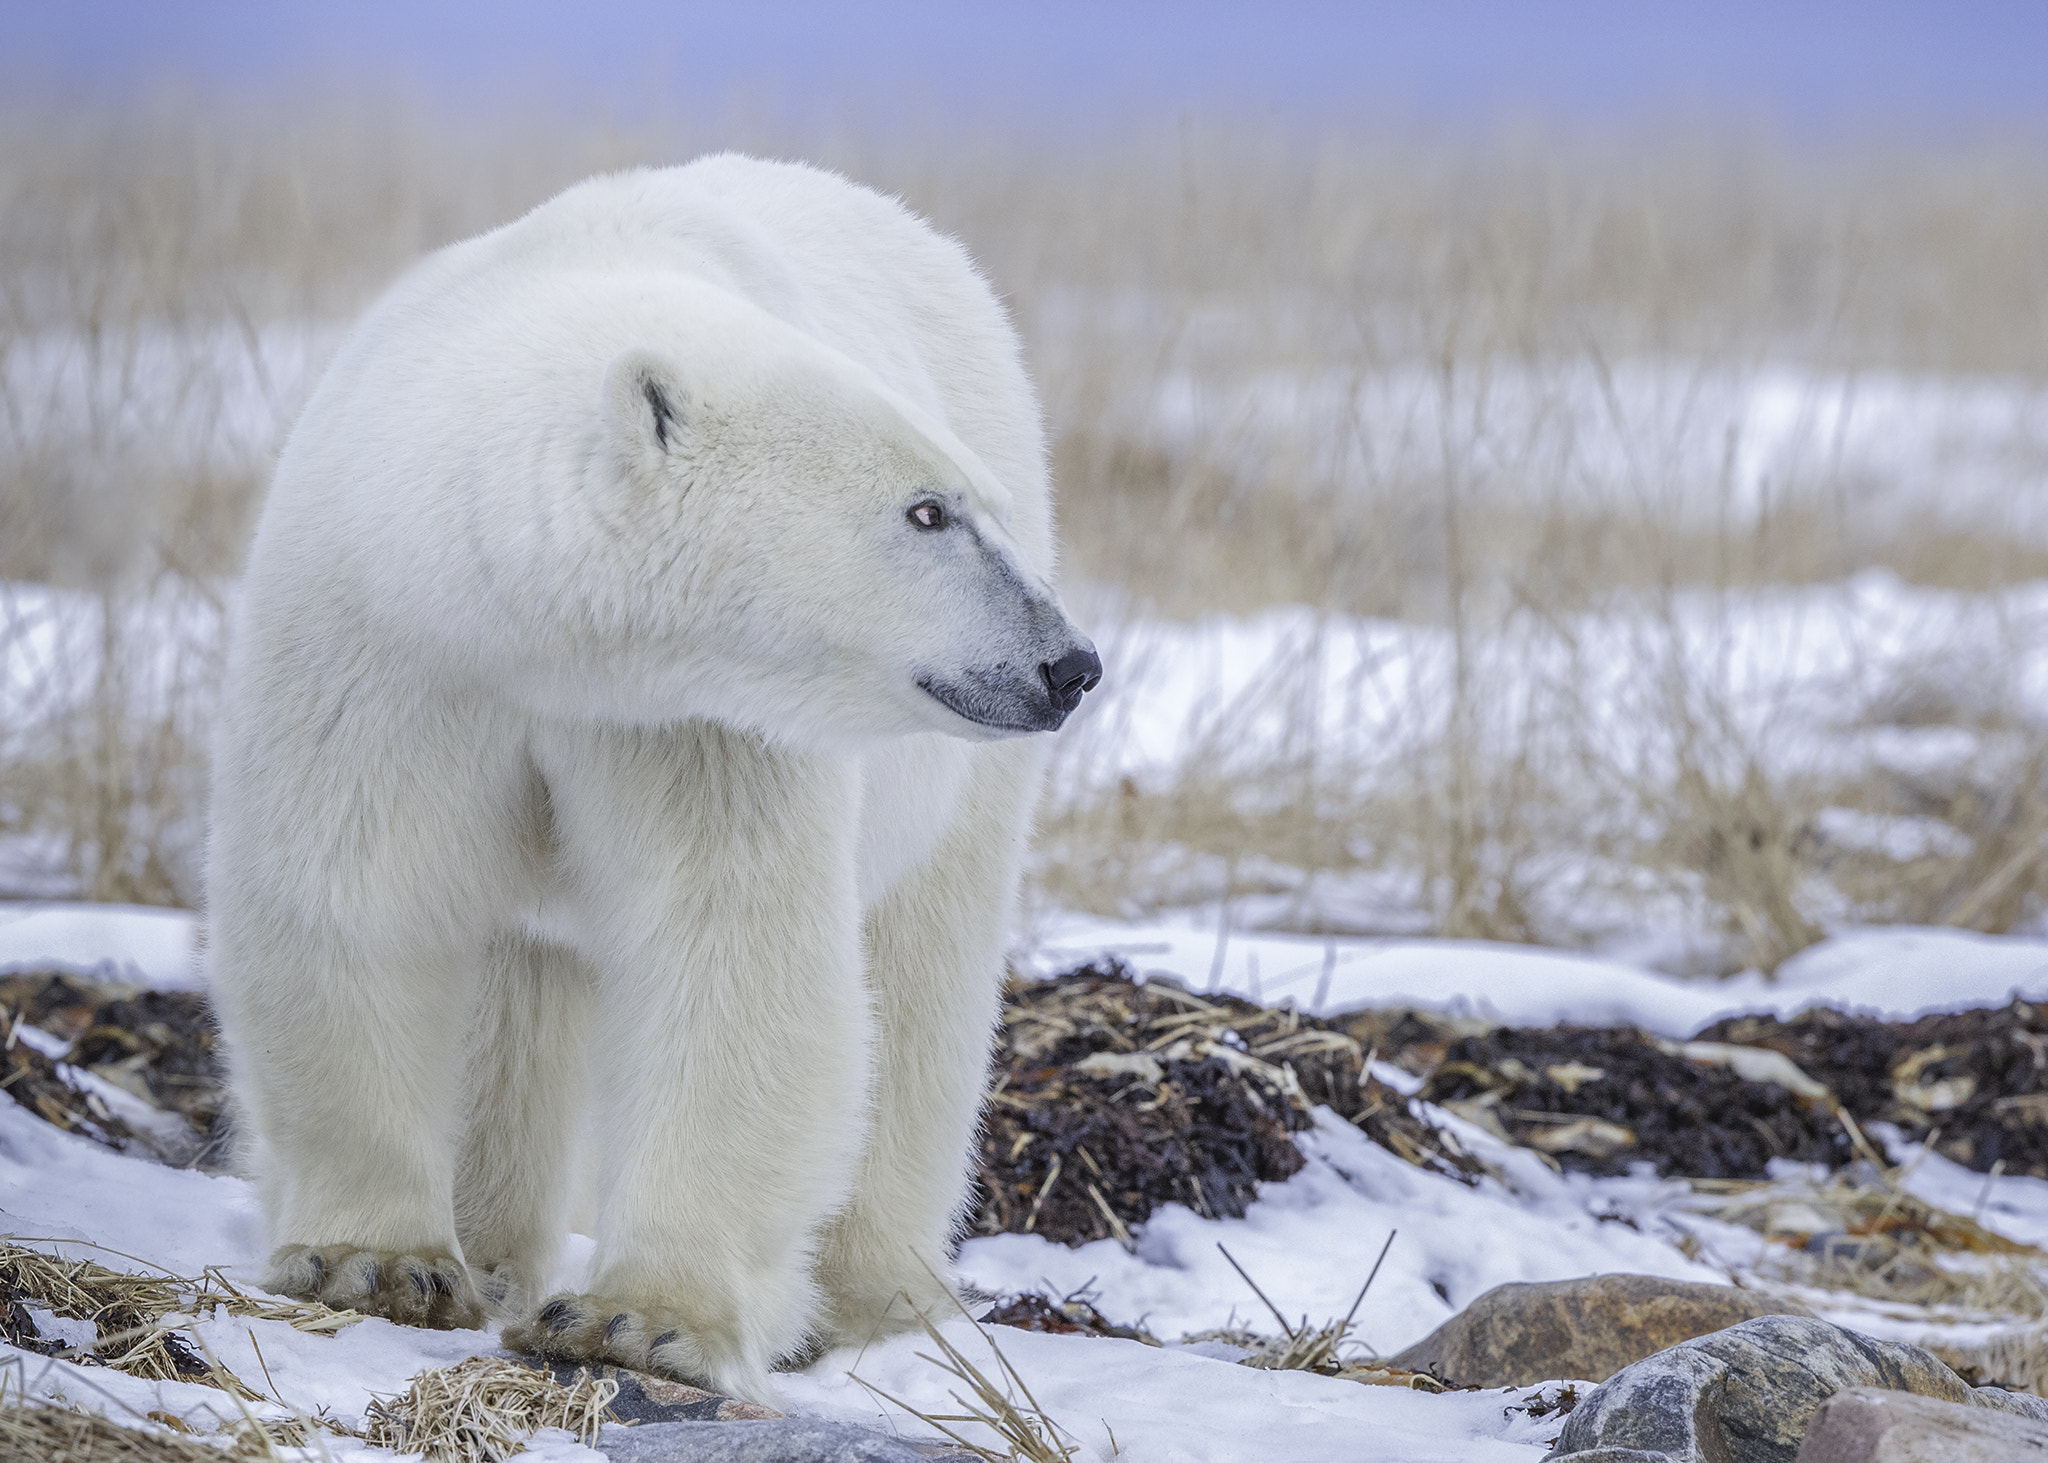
[205,155,1097,1403]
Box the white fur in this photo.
[205,156,1088,1403]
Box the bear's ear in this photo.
[602,349,694,467]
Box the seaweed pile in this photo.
[1702,999,2048,1179]
[1418,1025,1849,1179]
[971,961,1483,1247]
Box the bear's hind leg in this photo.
[454,934,596,1316]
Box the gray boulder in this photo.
[1388,1274,1811,1387]
[1547,1315,2048,1463]
[1797,1387,2048,1461]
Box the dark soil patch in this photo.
[971,961,1482,1246]
[2,1021,145,1152]
[66,987,226,1144]
[0,971,227,1167]
[1700,999,2048,1179]
[0,971,116,1040]
[1419,1025,1848,1179]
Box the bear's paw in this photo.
[503,1292,772,1403]
[265,1244,484,1330]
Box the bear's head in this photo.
[592,321,1099,748]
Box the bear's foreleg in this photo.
[813,739,1042,1346]
[212,918,489,1329]
[504,722,872,1405]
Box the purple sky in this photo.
[6,1,2046,142]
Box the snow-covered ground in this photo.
[0,900,201,988]
[1028,565,2048,957]
[9,902,2048,1460]
[9,562,2044,949]
[1056,572,2048,798]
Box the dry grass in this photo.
[360,1357,616,1463]
[1201,1233,1402,1379]
[1692,1161,2048,1318]
[0,1238,362,1409]
[0,1396,234,1463]
[5,99,2048,959]
[851,1306,1081,1463]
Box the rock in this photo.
[1797,1387,2048,1461]
[595,1419,976,1461]
[1547,1315,2048,1463]
[536,1362,782,1422]
[1387,1274,1813,1387]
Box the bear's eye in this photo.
[908,501,947,531]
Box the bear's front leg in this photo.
[814,740,1040,1345]
[504,722,872,1405]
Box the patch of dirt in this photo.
[1700,999,2048,1179]
[65,988,226,1146]
[1418,1025,1848,1179]
[0,971,228,1167]
[0,971,118,1040]
[971,961,1483,1246]
[2,1019,145,1153]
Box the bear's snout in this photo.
[1040,645,1104,715]
[915,633,1102,736]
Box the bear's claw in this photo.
[265,1244,483,1330]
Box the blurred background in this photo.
[4,1,2047,976]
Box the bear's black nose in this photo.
[1040,645,1104,713]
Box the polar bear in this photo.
[205,155,1099,1404]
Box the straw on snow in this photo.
[0,1399,233,1463]
[0,1238,364,1403]
[361,1356,618,1463]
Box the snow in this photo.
[784,1322,1553,1463]
[1030,910,2048,1036]
[1051,572,2048,809]
[0,578,229,903]
[1765,928,2048,1021]
[954,1111,1721,1354]
[0,901,200,987]
[0,321,340,479]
